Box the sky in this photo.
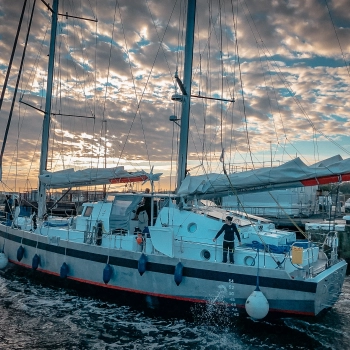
[0,0,349,194]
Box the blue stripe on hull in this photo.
[0,229,317,294]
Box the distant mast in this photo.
[38,0,59,218]
[176,0,196,190]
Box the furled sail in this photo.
[177,155,350,198]
[39,166,162,189]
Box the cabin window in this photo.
[201,249,211,261]
[187,222,197,233]
[112,200,133,216]
[83,206,93,217]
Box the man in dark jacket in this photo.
[213,216,241,263]
[134,188,152,226]
[3,195,12,223]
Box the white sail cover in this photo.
[177,155,350,198]
[39,166,162,189]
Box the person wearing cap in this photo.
[213,216,241,264]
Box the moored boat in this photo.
[1,191,347,317]
[0,0,348,320]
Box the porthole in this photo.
[187,222,197,233]
[201,249,211,261]
[244,256,255,266]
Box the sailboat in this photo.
[0,0,348,319]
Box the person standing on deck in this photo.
[3,195,12,224]
[134,188,152,226]
[13,196,20,226]
[213,216,241,263]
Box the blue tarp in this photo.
[247,240,312,254]
[43,221,69,227]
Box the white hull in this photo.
[0,200,347,317]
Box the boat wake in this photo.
[190,287,237,327]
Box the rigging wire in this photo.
[0,1,29,170]
[172,1,237,182]
[221,158,289,266]
[233,3,254,169]
[99,0,118,171]
[62,2,96,128]
[256,44,279,148]
[145,0,177,89]
[91,0,99,173]
[219,0,224,162]
[186,1,232,176]
[116,0,151,171]
[18,1,99,188]
[223,2,331,228]
[206,0,212,173]
[1,0,36,193]
[242,0,350,158]
[0,0,28,115]
[115,0,178,169]
[239,0,350,188]
[94,0,97,131]
[171,0,186,189]
[213,1,309,239]
[221,0,236,165]
[216,0,227,161]
[324,0,350,77]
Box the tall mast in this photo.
[38,0,59,218]
[176,0,196,190]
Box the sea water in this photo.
[0,265,349,350]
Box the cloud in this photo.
[0,0,349,192]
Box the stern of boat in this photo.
[313,259,347,315]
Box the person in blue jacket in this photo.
[213,216,241,263]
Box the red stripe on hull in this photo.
[8,259,315,316]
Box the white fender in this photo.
[245,290,269,319]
